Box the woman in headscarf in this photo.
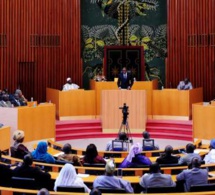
[54,163,90,192]
[12,130,29,159]
[31,141,55,163]
[119,143,152,168]
[204,139,215,164]
[82,143,106,164]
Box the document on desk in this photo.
[194,149,209,154]
[53,152,64,157]
[78,173,90,178]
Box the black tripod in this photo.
[118,116,133,146]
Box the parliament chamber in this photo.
[1,0,215,194]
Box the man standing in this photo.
[117,67,134,90]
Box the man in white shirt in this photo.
[62,77,79,91]
[177,78,193,90]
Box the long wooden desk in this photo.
[46,88,96,120]
[50,171,215,183]
[2,187,215,195]
[0,104,55,144]
[152,88,203,120]
[0,126,10,151]
[193,102,215,140]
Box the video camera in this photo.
[119,103,129,124]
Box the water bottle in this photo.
[31,97,33,102]
[117,168,123,178]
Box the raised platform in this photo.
[146,119,193,141]
[55,119,193,142]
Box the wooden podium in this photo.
[101,90,147,133]
[46,88,96,120]
[90,79,158,118]
[0,104,55,144]
[193,102,215,140]
[152,88,203,120]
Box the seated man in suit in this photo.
[0,94,13,107]
[139,162,176,190]
[117,67,134,90]
[178,143,202,165]
[93,160,134,193]
[176,157,208,191]
[177,78,193,90]
[13,154,51,189]
[14,89,28,105]
[0,150,13,186]
[156,145,179,164]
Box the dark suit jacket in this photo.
[156,154,179,164]
[0,164,13,186]
[13,165,51,189]
[117,72,134,89]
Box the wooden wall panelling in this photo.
[0,0,81,102]
[167,0,215,101]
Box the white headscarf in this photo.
[54,163,77,191]
[126,143,142,162]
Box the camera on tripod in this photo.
[119,103,129,125]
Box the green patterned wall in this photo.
[81,0,167,89]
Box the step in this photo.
[146,127,193,135]
[150,132,193,141]
[56,128,102,135]
[146,125,192,131]
[56,122,101,129]
[56,126,102,132]
[147,119,193,125]
[56,132,116,141]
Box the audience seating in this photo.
[97,187,127,193]
[146,186,178,193]
[83,163,106,175]
[56,186,85,192]
[55,159,73,165]
[190,183,215,192]
[11,177,37,190]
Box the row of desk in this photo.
[46,80,215,139]
[47,80,203,120]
